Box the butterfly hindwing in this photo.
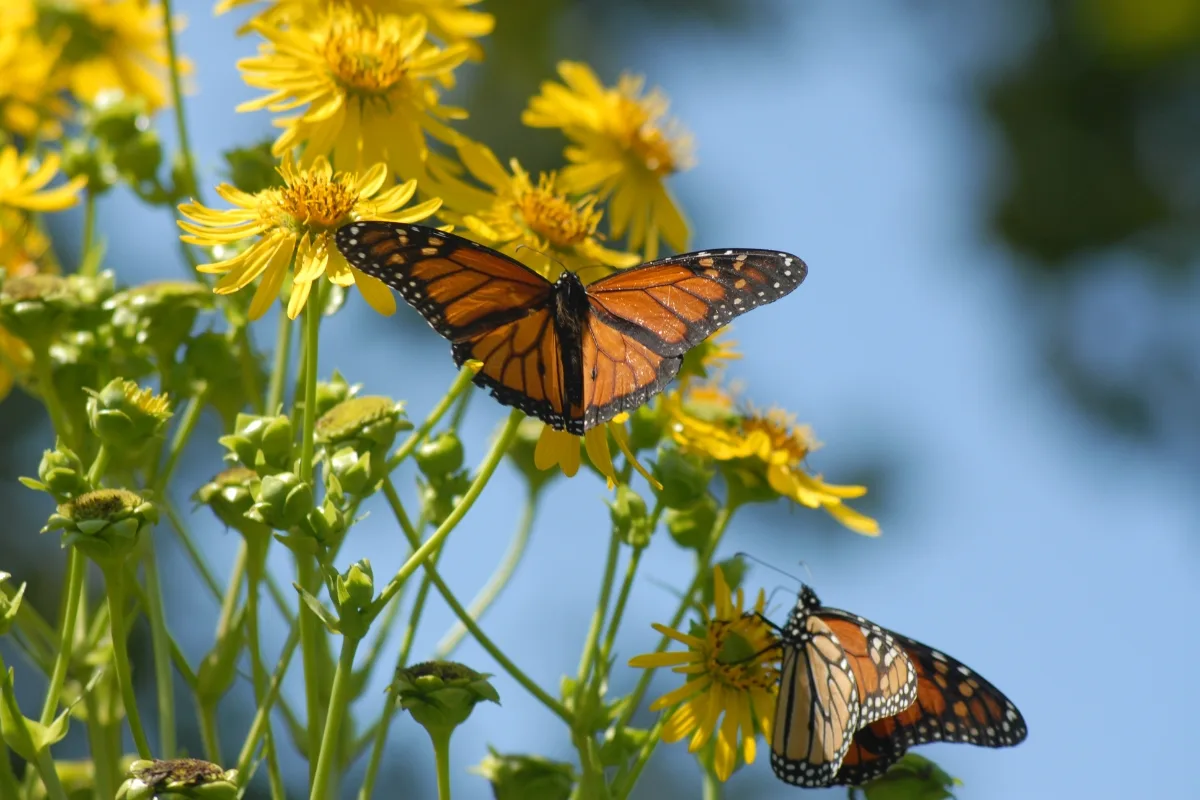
[585,248,806,355]
[336,222,552,341]
[579,313,682,430]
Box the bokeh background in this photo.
[4,1,1200,798]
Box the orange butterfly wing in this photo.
[578,249,806,428]
[337,222,574,425]
[833,630,1028,786]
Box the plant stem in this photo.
[233,324,264,415]
[388,365,478,470]
[267,310,293,412]
[160,0,199,202]
[163,499,223,600]
[100,565,153,758]
[599,546,643,672]
[296,556,325,782]
[236,625,300,780]
[156,393,204,492]
[300,291,321,481]
[142,540,177,757]
[198,702,222,764]
[80,190,96,275]
[309,634,360,800]
[380,475,571,725]
[244,535,286,797]
[86,445,109,487]
[430,728,453,800]
[701,761,720,800]
[32,353,74,448]
[84,692,116,800]
[576,532,621,687]
[435,487,537,658]
[38,549,84,724]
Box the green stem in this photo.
[300,289,321,482]
[37,549,84,724]
[0,729,18,800]
[388,366,479,470]
[376,411,521,608]
[80,190,96,275]
[380,474,571,725]
[155,393,205,492]
[236,625,300,780]
[430,728,453,800]
[701,760,720,800]
[448,382,474,430]
[160,0,199,203]
[296,555,325,782]
[267,310,293,412]
[233,324,265,415]
[84,692,116,800]
[86,445,109,487]
[598,546,643,672]
[435,487,536,658]
[163,499,223,600]
[245,539,287,800]
[31,353,74,448]
[100,565,153,758]
[142,541,177,757]
[309,634,360,800]
[576,532,621,687]
[198,701,222,764]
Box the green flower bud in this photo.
[106,281,212,362]
[247,472,313,530]
[87,95,147,146]
[114,129,163,187]
[609,485,652,549]
[61,138,115,195]
[627,404,664,452]
[505,417,559,493]
[417,470,471,528]
[328,447,373,496]
[415,431,464,478]
[86,378,172,457]
[116,758,238,800]
[473,748,575,800]
[653,447,714,510]
[0,572,26,637]
[0,273,74,345]
[336,559,375,611]
[20,440,90,502]
[301,496,346,546]
[665,494,719,552]
[193,466,272,541]
[392,661,499,734]
[316,395,410,466]
[222,140,284,195]
[43,488,157,566]
[218,413,293,475]
[314,371,361,418]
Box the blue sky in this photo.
[82,3,1200,798]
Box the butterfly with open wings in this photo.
[335,222,806,433]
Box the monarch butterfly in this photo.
[768,585,1027,787]
[335,222,805,433]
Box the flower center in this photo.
[706,618,778,693]
[69,488,143,521]
[271,175,359,231]
[514,172,601,248]
[323,18,410,97]
[612,94,692,177]
[740,410,815,463]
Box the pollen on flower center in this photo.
[270,177,358,231]
[706,618,777,693]
[323,25,409,97]
[612,93,692,177]
[515,172,601,247]
[741,408,817,463]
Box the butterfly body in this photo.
[768,584,1027,788]
[336,222,806,433]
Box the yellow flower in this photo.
[666,387,880,535]
[629,565,778,781]
[0,326,32,402]
[0,18,70,138]
[532,413,657,489]
[0,147,86,213]
[216,0,495,55]
[436,139,640,281]
[523,61,694,260]
[236,8,469,176]
[37,0,183,111]
[177,155,441,319]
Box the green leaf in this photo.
[863,754,961,800]
[294,583,340,634]
[0,668,69,762]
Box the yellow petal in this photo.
[650,676,709,714]
[353,268,397,316]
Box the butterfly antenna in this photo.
[514,243,568,278]
[733,551,809,587]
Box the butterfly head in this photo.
[782,584,822,640]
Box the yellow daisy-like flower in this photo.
[0,18,69,138]
[436,139,640,281]
[37,0,183,111]
[532,413,657,489]
[177,155,441,320]
[236,8,470,176]
[629,565,778,781]
[216,0,495,55]
[0,147,86,213]
[666,387,880,535]
[0,326,32,402]
[523,61,694,260]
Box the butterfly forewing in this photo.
[336,222,552,341]
[579,314,682,430]
[585,248,806,355]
